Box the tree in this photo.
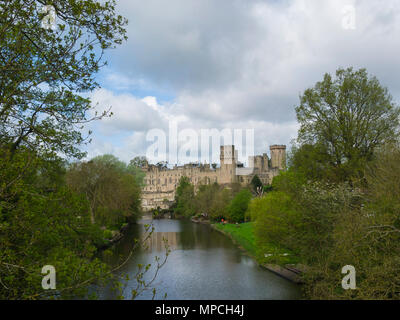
[127,156,147,186]
[227,189,252,223]
[66,155,141,226]
[0,148,111,299]
[129,156,148,168]
[0,0,127,159]
[250,175,263,192]
[296,67,400,181]
[0,2,171,300]
[174,176,195,217]
[288,143,333,181]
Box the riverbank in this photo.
[98,215,142,250]
[211,222,304,284]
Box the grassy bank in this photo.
[212,222,299,266]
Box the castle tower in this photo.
[270,145,286,170]
[220,145,237,184]
[262,153,269,171]
[248,153,269,174]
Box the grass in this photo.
[214,222,258,258]
[213,222,299,265]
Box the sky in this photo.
[84,0,400,165]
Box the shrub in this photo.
[227,189,252,223]
[174,177,196,217]
[249,191,300,251]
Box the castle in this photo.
[141,145,286,211]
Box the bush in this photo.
[174,177,196,217]
[66,154,142,227]
[227,189,252,223]
[249,191,300,251]
[250,175,263,192]
[103,229,113,240]
[250,176,362,264]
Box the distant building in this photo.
[141,144,286,211]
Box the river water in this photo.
[97,216,301,300]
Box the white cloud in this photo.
[90,88,167,134]
[85,0,400,163]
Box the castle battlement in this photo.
[141,144,286,211]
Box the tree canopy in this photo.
[67,155,142,226]
[295,67,400,181]
[0,1,134,300]
[0,0,127,158]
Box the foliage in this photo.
[0,1,171,301]
[129,156,148,168]
[174,177,196,217]
[0,0,127,159]
[262,184,273,193]
[172,179,248,221]
[255,173,362,261]
[227,189,252,223]
[249,191,299,251]
[66,154,142,227]
[192,183,230,221]
[214,222,298,265]
[296,67,400,182]
[251,151,400,298]
[303,143,400,299]
[127,156,147,187]
[207,187,231,221]
[0,148,110,299]
[288,143,333,181]
[271,169,306,196]
[250,175,263,192]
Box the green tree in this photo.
[299,145,400,299]
[288,143,332,181]
[129,156,148,168]
[250,175,263,192]
[249,191,300,256]
[296,67,400,182]
[227,189,252,223]
[174,176,195,217]
[192,183,232,221]
[0,1,171,300]
[0,0,127,159]
[66,155,141,227]
[0,148,110,299]
[127,156,147,187]
[209,187,231,221]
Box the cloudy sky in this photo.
[85,0,400,165]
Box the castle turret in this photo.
[220,145,237,184]
[270,145,286,170]
[248,154,269,173]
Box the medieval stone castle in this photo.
[141,144,286,211]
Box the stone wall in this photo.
[141,144,285,211]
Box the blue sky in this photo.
[83,0,400,165]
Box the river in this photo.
[97,216,301,300]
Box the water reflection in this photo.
[97,218,301,300]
